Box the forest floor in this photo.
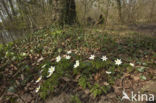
[0,25,156,103]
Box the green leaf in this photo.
[137,67,145,72]
[78,76,87,89]
[140,75,147,80]
[0,44,3,51]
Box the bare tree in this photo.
[8,0,16,16]
[52,0,77,25]
[116,0,122,22]
[0,0,12,21]
[149,0,156,22]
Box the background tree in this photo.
[0,0,12,21]
[52,0,77,25]
[8,0,16,16]
[0,0,156,30]
[116,0,122,22]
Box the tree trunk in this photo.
[65,0,77,24]
[1,0,12,21]
[0,11,5,29]
[52,0,77,25]
[116,0,122,23]
[104,0,111,27]
[149,0,155,22]
[8,0,16,16]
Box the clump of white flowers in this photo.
[47,66,55,78]
[106,71,111,74]
[65,55,71,60]
[56,55,61,62]
[34,51,140,94]
[36,76,42,83]
[35,85,40,93]
[130,63,135,67]
[89,55,95,60]
[115,59,122,65]
[101,56,108,61]
[74,60,80,68]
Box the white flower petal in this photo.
[115,59,122,65]
[67,50,72,54]
[65,55,71,60]
[89,55,95,60]
[41,64,46,68]
[106,71,111,74]
[56,56,61,62]
[35,85,40,93]
[74,64,77,68]
[48,66,55,73]
[101,56,108,61]
[47,72,53,78]
[46,66,55,78]
[76,60,79,63]
[36,76,42,83]
[130,63,135,67]
[21,52,27,56]
[74,60,79,68]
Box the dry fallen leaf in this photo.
[21,74,24,81]
[94,73,101,82]
[103,82,109,86]
[62,77,71,82]
[131,75,140,81]
[84,89,90,95]
[75,74,81,81]
[37,57,44,63]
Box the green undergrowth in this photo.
[71,95,82,103]
[38,52,136,99]
[0,26,156,102]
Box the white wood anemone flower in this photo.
[89,55,95,60]
[36,76,42,83]
[74,60,80,68]
[129,63,135,67]
[35,85,40,93]
[67,50,72,54]
[65,55,71,60]
[115,59,122,65]
[106,71,111,74]
[47,66,55,78]
[101,56,108,61]
[56,55,61,62]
